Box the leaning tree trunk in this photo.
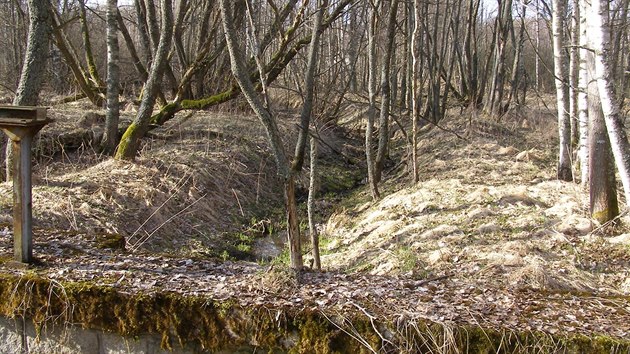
[6,0,51,181]
[590,0,630,206]
[218,0,303,269]
[101,0,120,155]
[115,0,173,160]
[553,0,573,181]
[292,0,327,172]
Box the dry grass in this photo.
[321,98,630,295]
[0,104,284,256]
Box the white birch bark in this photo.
[569,0,580,145]
[590,0,630,205]
[578,0,589,185]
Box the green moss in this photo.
[115,122,140,160]
[0,272,627,353]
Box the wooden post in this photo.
[0,106,51,264]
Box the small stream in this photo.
[251,231,287,261]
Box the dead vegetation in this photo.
[321,98,630,298]
[0,101,285,257]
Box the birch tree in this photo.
[586,46,619,223]
[589,0,630,206]
[578,0,589,184]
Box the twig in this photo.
[129,193,207,252]
[232,188,245,217]
[320,310,378,354]
[350,301,397,350]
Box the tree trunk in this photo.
[553,0,573,181]
[569,0,580,145]
[590,0,630,206]
[101,0,119,155]
[365,4,380,200]
[115,0,174,160]
[292,0,327,172]
[411,0,421,184]
[587,49,619,223]
[308,136,320,270]
[78,0,103,87]
[6,0,51,181]
[375,0,399,184]
[578,0,589,185]
[218,0,303,269]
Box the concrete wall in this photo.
[0,316,256,354]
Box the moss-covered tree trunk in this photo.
[115,0,173,160]
[78,0,103,88]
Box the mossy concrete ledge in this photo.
[0,273,628,353]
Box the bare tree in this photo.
[375,0,399,184]
[115,0,174,160]
[218,0,300,268]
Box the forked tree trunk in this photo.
[590,0,630,206]
[115,0,173,160]
[553,0,573,181]
[6,0,51,181]
[101,0,120,155]
[218,0,302,269]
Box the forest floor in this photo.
[0,95,628,351]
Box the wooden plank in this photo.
[0,106,47,121]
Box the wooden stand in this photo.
[0,106,51,263]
